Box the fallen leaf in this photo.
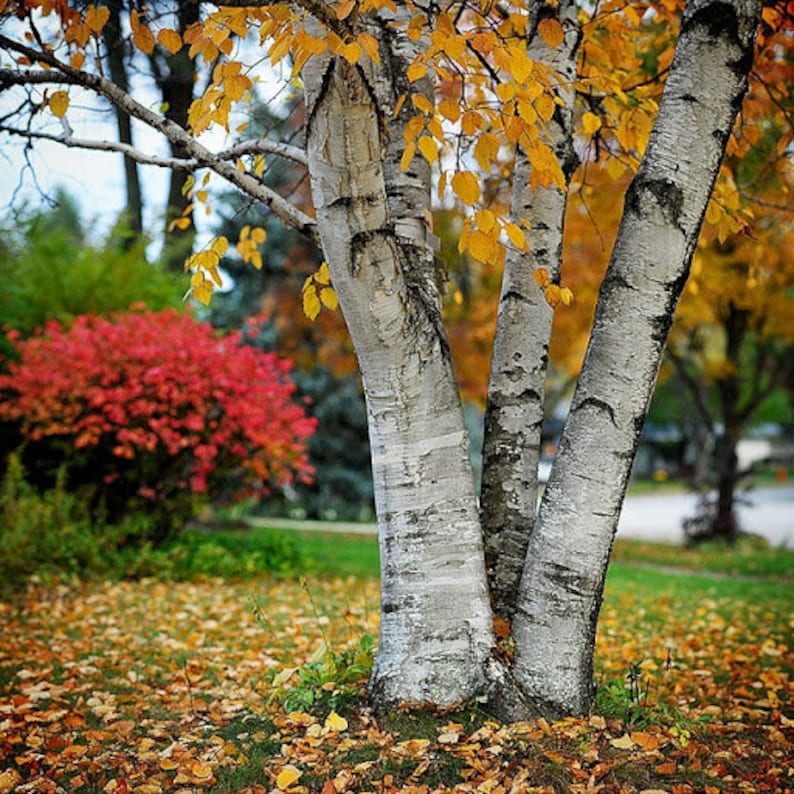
[276,765,302,790]
[324,710,348,731]
[609,734,636,749]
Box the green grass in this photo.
[225,522,793,594]
[612,535,794,581]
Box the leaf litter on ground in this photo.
[0,571,791,793]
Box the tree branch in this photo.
[0,33,320,245]
[203,0,350,39]
[0,122,309,170]
[0,69,82,88]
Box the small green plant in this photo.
[595,662,653,727]
[269,634,374,717]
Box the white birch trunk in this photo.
[302,34,496,707]
[511,0,761,715]
[480,0,581,619]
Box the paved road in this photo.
[250,486,794,548]
[616,485,794,548]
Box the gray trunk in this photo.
[480,0,581,619]
[511,0,761,716]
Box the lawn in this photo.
[0,528,791,793]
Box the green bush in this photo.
[0,454,132,583]
[0,455,307,586]
[0,197,183,359]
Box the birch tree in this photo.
[0,0,781,717]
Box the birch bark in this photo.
[511,0,762,716]
[302,29,495,707]
[480,0,581,619]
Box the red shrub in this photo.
[0,309,316,534]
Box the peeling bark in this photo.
[480,0,581,619]
[303,33,495,707]
[511,0,762,716]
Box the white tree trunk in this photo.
[480,0,581,619]
[302,41,495,706]
[511,0,761,716]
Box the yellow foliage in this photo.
[49,91,69,119]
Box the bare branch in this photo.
[0,33,320,245]
[0,123,309,171]
[223,139,308,167]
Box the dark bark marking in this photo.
[624,174,685,229]
[682,1,740,46]
[576,396,617,427]
[501,289,535,307]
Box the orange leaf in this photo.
[133,25,156,54]
[537,17,564,49]
[157,28,183,54]
[533,268,550,287]
[655,761,677,774]
[85,5,110,34]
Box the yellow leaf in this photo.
[461,110,484,136]
[226,73,252,102]
[535,92,555,122]
[341,41,362,64]
[85,5,110,34]
[438,99,460,122]
[474,132,500,172]
[411,94,433,115]
[319,288,338,310]
[192,280,214,306]
[169,217,192,232]
[505,222,527,251]
[417,135,438,164]
[303,289,321,321]
[393,93,407,118]
[276,765,302,790]
[705,201,721,225]
[406,62,427,82]
[606,157,626,180]
[190,761,214,781]
[469,229,495,263]
[324,710,348,731]
[49,91,69,119]
[451,171,481,206]
[582,111,602,136]
[400,142,416,172]
[533,268,550,287]
[475,209,496,234]
[315,262,331,285]
[545,283,562,308]
[211,236,229,256]
[357,32,380,63]
[537,17,564,49]
[560,286,574,306]
[335,0,356,20]
[157,28,183,54]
